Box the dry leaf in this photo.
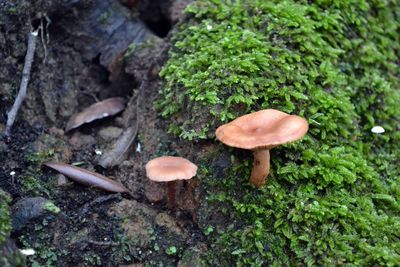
[44,162,129,193]
[65,97,126,132]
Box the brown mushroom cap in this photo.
[145,156,198,182]
[215,109,309,150]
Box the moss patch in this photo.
[0,190,11,245]
[159,0,400,265]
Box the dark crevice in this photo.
[142,15,171,38]
[137,0,172,38]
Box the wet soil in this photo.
[0,0,218,266]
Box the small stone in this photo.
[69,132,96,148]
[98,126,123,141]
[144,181,166,203]
[11,197,59,232]
[56,174,69,186]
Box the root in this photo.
[4,29,38,136]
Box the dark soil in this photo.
[0,1,213,266]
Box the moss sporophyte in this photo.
[159,0,400,265]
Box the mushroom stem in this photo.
[167,180,177,209]
[249,149,270,187]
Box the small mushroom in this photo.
[145,156,197,209]
[215,109,308,187]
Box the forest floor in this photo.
[0,0,216,266]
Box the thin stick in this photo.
[78,193,121,218]
[88,240,119,246]
[4,29,39,136]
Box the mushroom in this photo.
[145,156,198,209]
[215,109,308,187]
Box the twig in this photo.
[88,240,119,246]
[40,15,52,64]
[78,193,121,218]
[4,29,39,136]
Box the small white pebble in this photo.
[206,24,213,30]
[95,149,102,155]
[20,248,35,256]
[102,112,109,117]
[10,171,16,176]
[371,126,385,134]
[136,143,141,153]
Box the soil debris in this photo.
[0,0,208,265]
[144,181,166,203]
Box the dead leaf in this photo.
[65,97,126,132]
[44,162,129,193]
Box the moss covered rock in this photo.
[0,190,25,267]
[159,0,400,265]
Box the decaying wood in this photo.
[98,43,170,168]
[65,97,126,132]
[44,162,129,193]
[4,29,38,136]
[97,80,146,168]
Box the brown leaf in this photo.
[65,97,126,132]
[44,162,129,193]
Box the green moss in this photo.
[159,0,400,266]
[0,191,23,267]
[21,150,56,196]
[20,218,65,267]
[0,190,11,245]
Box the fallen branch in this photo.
[4,29,39,136]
